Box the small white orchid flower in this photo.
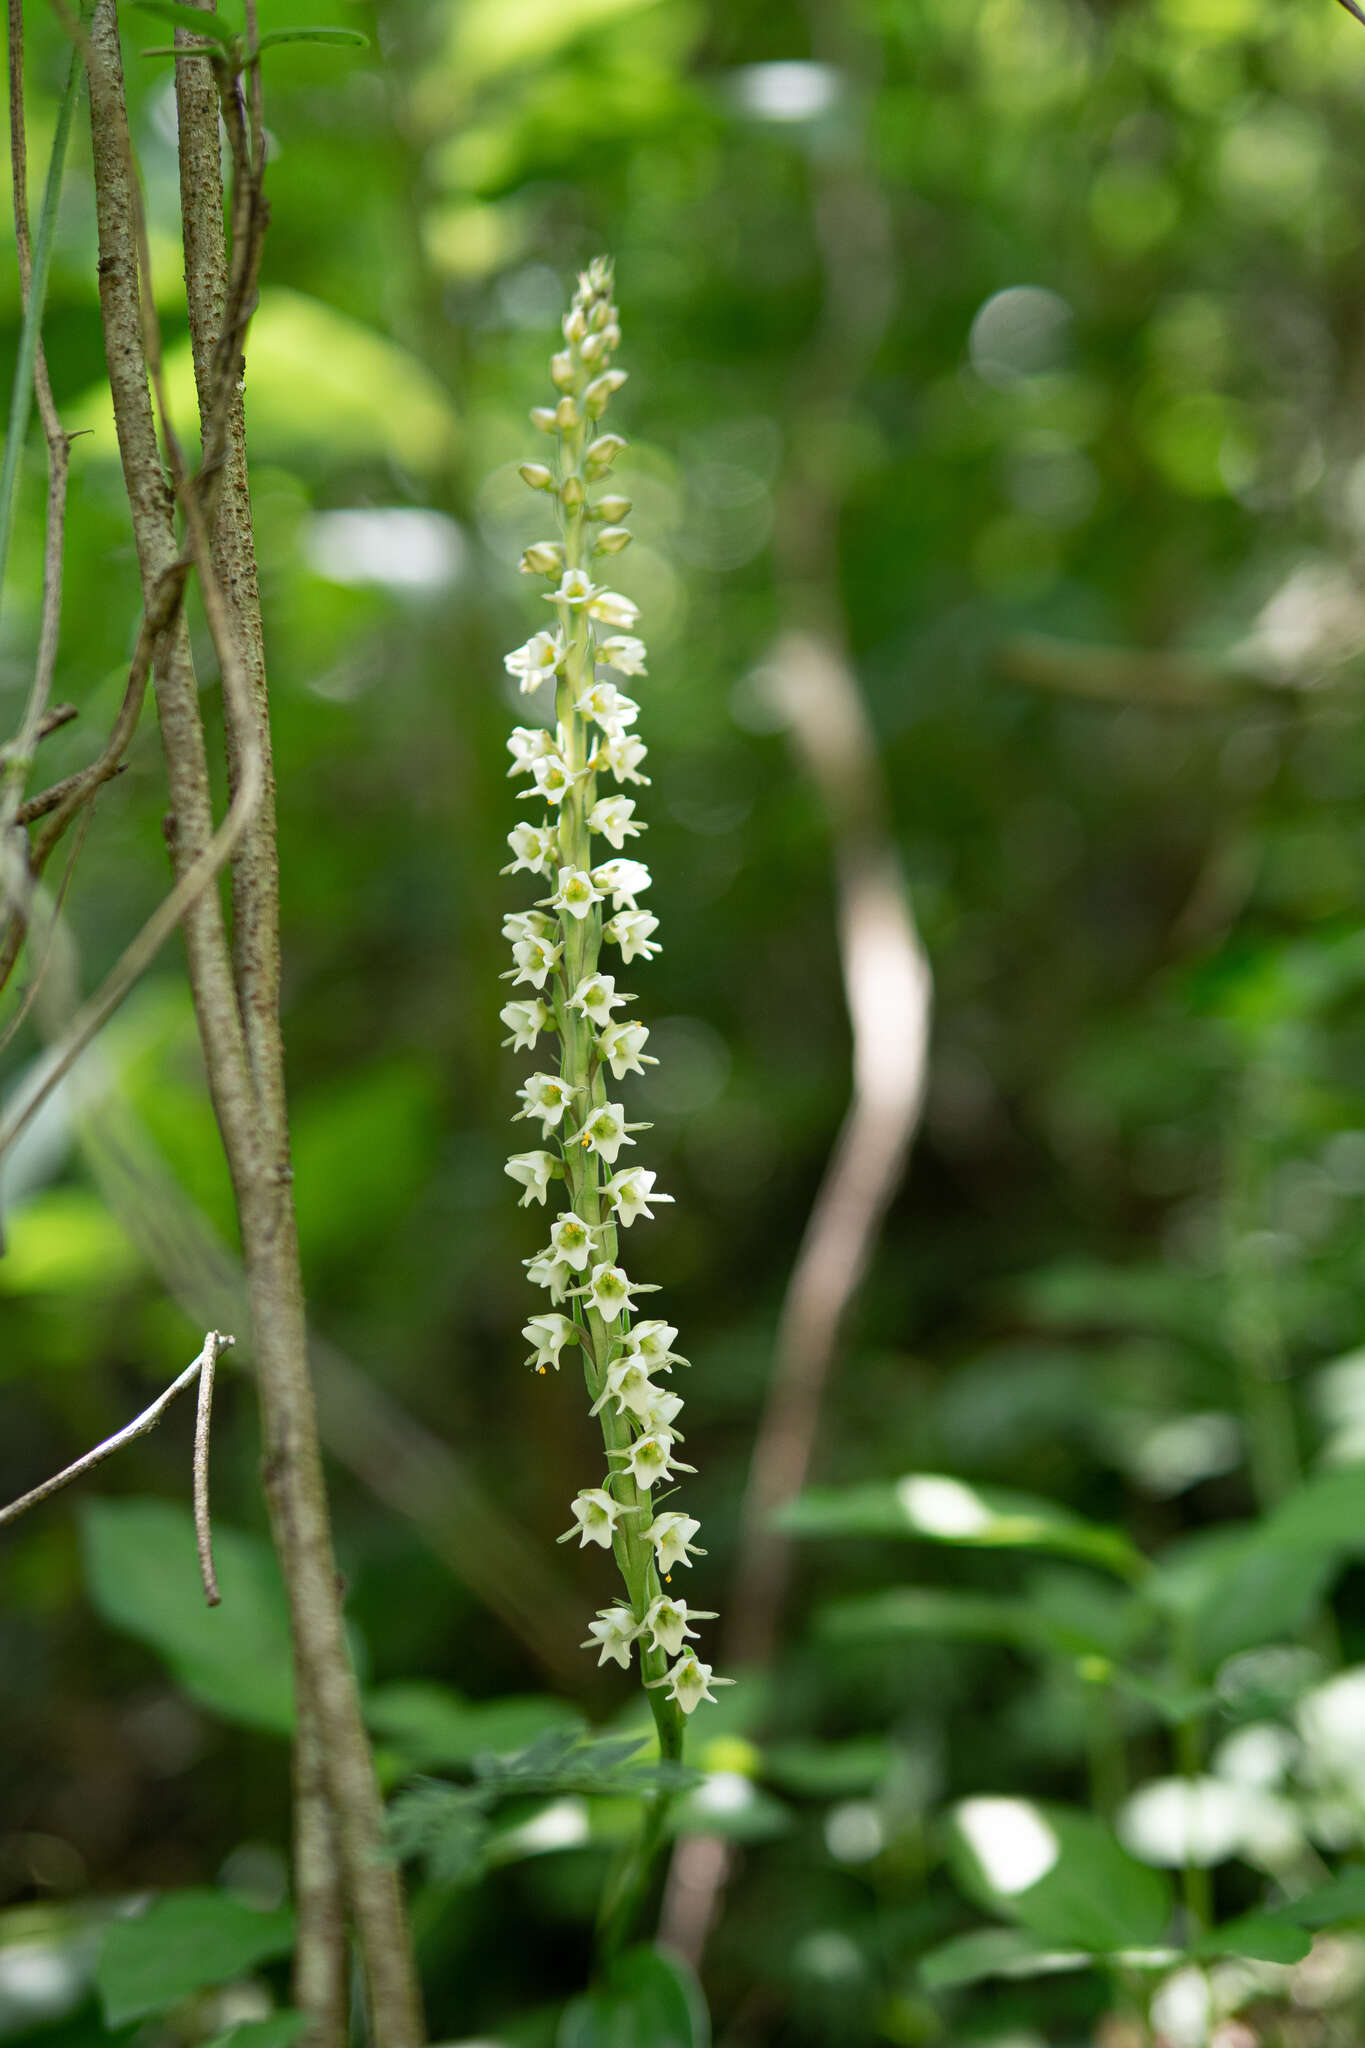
[547,568,601,607]
[558,1488,623,1550]
[502,908,556,945]
[590,859,651,911]
[599,633,647,676]
[636,1387,685,1438]
[596,1020,654,1082]
[603,910,660,963]
[524,1249,574,1302]
[650,1652,733,1715]
[597,733,651,785]
[500,998,552,1051]
[588,795,644,850]
[549,866,604,921]
[604,1166,671,1227]
[614,1432,694,1490]
[640,1596,716,1659]
[513,1072,580,1133]
[530,753,575,805]
[568,1101,639,1167]
[589,1353,664,1422]
[504,1151,561,1207]
[582,1604,639,1670]
[505,629,563,694]
[630,1320,688,1369]
[586,588,639,629]
[549,1211,599,1273]
[506,725,558,775]
[582,1261,652,1324]
[567,973,633,1026]
[506,935,562,989]
[502,821,558,877]
[648,1511,705,1575]
[523,1312,579,1373]
[575,680,639,730]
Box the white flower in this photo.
[582,1604,639,1670]
[597,1020,654,1082]
[584,1261,642,1323]
[547,568,601,607]
[590,859,651,911]
[605,1166,671,1226]
[502,821,558,877]
[628,1320,690,1370]
[505,629,563,694]
[616,1432,694,1489]
[524,1312,579,1372]
[570,1101,636,1167]
[599,633,647,676]
[590,1353,664,1422]
[575,681,639,730]
[549,1211,599,1273]
[640,1596,715,1659]
[648,1511,705,1574]
[530,753,575,806]
[636,1387,685,1439]
[549,866,603,921]
[597,733,651,785]
[559,1488,623,1550]
[586,588,638,629]
[500,998,552,1051]
[567,973,632,1026]
[507,725,557,776]
[524,1249,574,1302]
[588,795,644,850]
[502,908,556,945]
[513,1071,580,1133]
[506,935,562,989]
[504,1151,560,1207]
[652,1652,732,1716]
[604,911,660,963]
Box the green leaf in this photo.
[919,1926,1090,1991]
[130,1,238,43]
[784,1472,1145,1580]
[1258,1465,1365,1556]
[1150,1520,1341,1672]
[1272,1866,1365,1927]
[949,1799,1172,1953]
[96,1892,294,2025]
[764,1737,892,1797]
[366,1683,583,1769]
[81,1499,293,1735]
[205,2016,311,2048]
[256,26,369,48]
[558,1945,709,2048]
[819,1586,1114,1660]
[1193,1915,1312,1966]
[387,1780,492,1889]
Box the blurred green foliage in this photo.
[7,0,1365,2039]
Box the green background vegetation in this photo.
[7,0,1365,2041]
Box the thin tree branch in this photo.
[193,1326,222,1604]
[0,1331,232,1544]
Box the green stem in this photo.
[0,35,81,628]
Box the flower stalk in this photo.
[500,260,730,1796]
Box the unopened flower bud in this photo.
[520,540,565,576]
[555,396,580,431]
[580,330,607,363]
[585,433,626,478]
[560,474,586,510]
[551,350,575,391]
[586,369,628,419]
[589,298,612,331]
[519,462,554,491]
[601,323,621,352]
[530,406,558,434]
[591,494,632,523]
[563,307,587,344]
[594,526,632,556]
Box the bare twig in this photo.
[0,1331,232,1543]
[193,1328,221,1604]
